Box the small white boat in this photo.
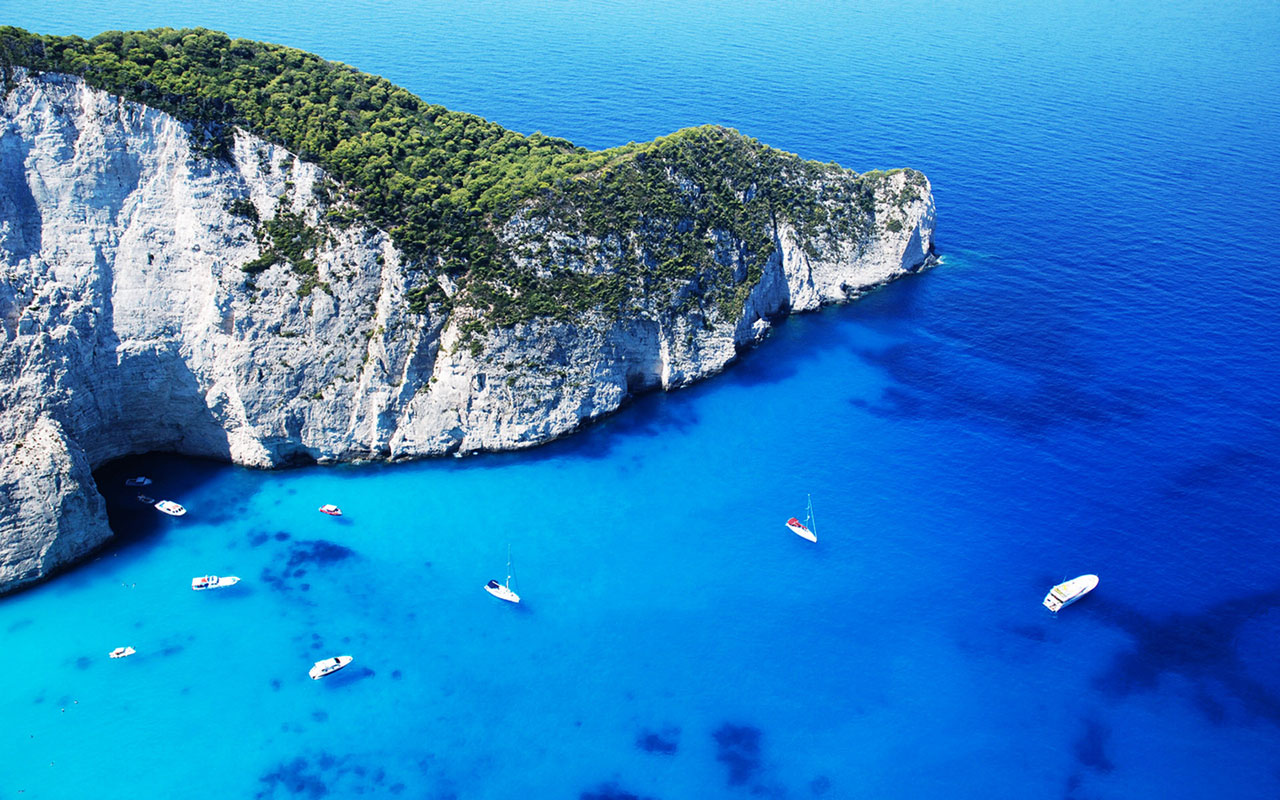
[191,575,241,591]
[484,546,521,603]
[319,504,342,517]
[785,494,818,542]
[1043,574,1099,613]
[109,646,136,659]
[125,476,152,487]
[155,500,187,516]
[137,494,156,505]
[309,655,353,679]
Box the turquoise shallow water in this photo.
[3,0,1280,797]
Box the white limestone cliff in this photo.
[0,71,935,594]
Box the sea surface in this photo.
[3,1,1280,797]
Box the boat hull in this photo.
[1043,574,1099,612]
[309,655,353,679]
[192,575,241,591]
[485,582,520,603]
[155,500,186,516]
[786,519,817,542]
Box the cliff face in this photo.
[0,71,935,594]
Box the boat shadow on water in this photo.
[321,665,375,686]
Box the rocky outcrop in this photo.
[0,70,935,594]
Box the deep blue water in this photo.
[3,1,1280,797]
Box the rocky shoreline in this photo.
[0,71,935,595]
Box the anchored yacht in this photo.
[155,500,186,516]
[191,575,240,591]
[1043,574,1099,612]
[309,655,353,679]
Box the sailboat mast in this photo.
[807,493,816,534]
[506,544,513,589]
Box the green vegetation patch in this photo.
[0,26,926,329]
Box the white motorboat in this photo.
[1043,574,1099,612]
[785,494,818,542]
[319,504,342,517]
[484,546,521,603]
[309,655,353,679]
[109,646,136,659]
[191,575,241,591]
[155,500,187,516]
[125,476,152,487]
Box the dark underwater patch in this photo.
[713,723,762,786]
[249,532,270,547]
[636,726,680,755]
[260,540,357,592]
[256,752,385,799]
[256,756,328,799]
[275,531,292,541]
[1009,624,1047,642]
[850,320,1151,435]
[75,656,93,670]
[1063,772,1083,800]
[1161,443,1277,496]
[1073,719,1114,773]
[286,540,356,569]
[1093,586,1280,726]
[580,783,657,800]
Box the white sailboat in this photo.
[1043,574,1099,612]
[485,546,521,603]
[785,494,818,542]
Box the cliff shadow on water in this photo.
[88,454,257,568]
